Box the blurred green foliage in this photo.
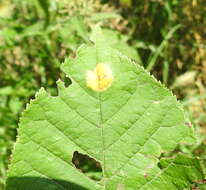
[1,0,206,189]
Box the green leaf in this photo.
[6,27,203,190]
[9,97,23,114]
[141,154,203,190]
[0,86,13,96]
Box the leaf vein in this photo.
[60,96,98,128]
[110,107,170,179]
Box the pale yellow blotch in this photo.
[86,64,114,92]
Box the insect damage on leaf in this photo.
[86,64,114,91]
[72,151,102,181]
[6,26,204,190]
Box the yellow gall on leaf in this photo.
[86,64,114,92]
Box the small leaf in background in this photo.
[69,16,89,42]
[6,27,203,190]
[9,97,23,115]
[101,29,141,62]
[119,0,132,7]
[37,0,50,26]
[0,28,17,46]
[0,87,13,96]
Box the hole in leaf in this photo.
[72,151,103,181]
[64,77,72,87]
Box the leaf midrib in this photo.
[93,34,106,190]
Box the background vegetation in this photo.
[0,0,206,189]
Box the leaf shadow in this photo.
[6,176,89,190]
